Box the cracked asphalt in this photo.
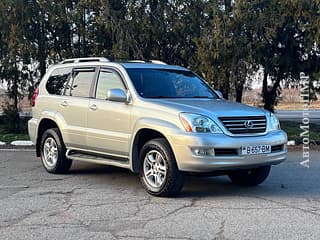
[0,149,319,240]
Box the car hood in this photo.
[149,98,268,117]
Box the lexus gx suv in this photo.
[28,57,287,196]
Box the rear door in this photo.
[59,67,97,149]
[87,68,131,157]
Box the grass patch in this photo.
[0,127,29,143]
[0,115,30,143]
[0,133,30,143]
[280,121,320,142]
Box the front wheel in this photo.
[228,166,271,186]
[40,128,72,174]
[139,138,185,197]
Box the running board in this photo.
[66,149,130,169]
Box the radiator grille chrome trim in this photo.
[219,116,267,134]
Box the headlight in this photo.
[179,113,223,133]
[269,113,280,131]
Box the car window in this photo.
[96,70,125,100]
[46,67,71,95]
[68,69,95,97]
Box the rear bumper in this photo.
[167,130,287,172]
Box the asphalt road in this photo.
[0,149,319,240]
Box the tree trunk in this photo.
[235,85,243,103]
[13,80,18,112]
[38,13,46,78]
[13,62,19,112]
[262,71,272,111]
[220,71,230,100]
[262,70,282,112]
[82,6,87,57]
[11,62,20,133]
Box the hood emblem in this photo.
[244,120,254,129]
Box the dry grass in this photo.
[275,102,320,110]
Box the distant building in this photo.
[0,88,31,112]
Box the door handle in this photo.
[61,100,68,107]
[89,104,97,111]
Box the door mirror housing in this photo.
[107,88,128,103]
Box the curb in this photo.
[0,140,34,147]
[10,140,34,146]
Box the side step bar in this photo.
[66,149,130,169]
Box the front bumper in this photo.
[167,130,287,172]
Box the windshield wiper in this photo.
[146,96,213,99]
[146,96,176,98]
[191,96,212,98]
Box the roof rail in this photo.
[127,59,167,65]
[150,60,167,65]
[128,60,146,63]
[60,57,110,64]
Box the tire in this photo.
[139,138,185,197]
[40,128,72,174]
[228,165,271,186]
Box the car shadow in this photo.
[68,161,319,198]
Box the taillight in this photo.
[31,87,39,107]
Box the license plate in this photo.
[241,145,271,155]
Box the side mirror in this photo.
[107,88,128,103]
[214,90,224,99]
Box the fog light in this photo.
[191,147,215,156]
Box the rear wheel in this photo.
[40,128,72,174]
[139,138,185,197]
[228,166,271,186]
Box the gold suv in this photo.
[28,57,287,196]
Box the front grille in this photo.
[219,116,267,134]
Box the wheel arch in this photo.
[36,118,61,157]
[131,128,174,173]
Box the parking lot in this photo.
[0,149,319,240]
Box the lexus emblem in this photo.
[244,120,254,129]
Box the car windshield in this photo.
[126,68,218,99]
